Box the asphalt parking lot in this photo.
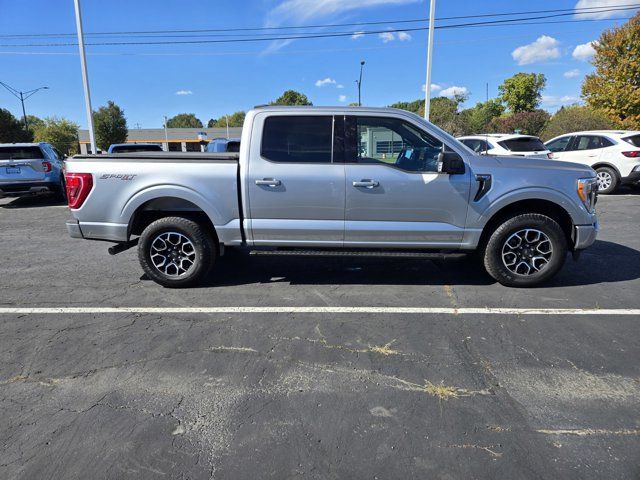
[1,191,639,479]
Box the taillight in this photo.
[42,161,52,173]
[65,173,93,209]
[622,151,640,158]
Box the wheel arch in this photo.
[478,198,574,252]
[591,162,621,179]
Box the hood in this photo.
[478,154,596,177]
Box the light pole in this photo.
[163,115,169,151]
[73,0,97,154]
[424,0,436,121]
[356,60,365,107]
[0,81,49,130]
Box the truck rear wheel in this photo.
[138,216,215,288]
[482,213,567,287]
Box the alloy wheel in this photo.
[149,231,196,277]
[501,228,553,276]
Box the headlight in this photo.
[577,177,598,213]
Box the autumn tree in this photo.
[582,13,640,129]
[270,90,312,106]
[487,110,550,136]
[93,100,127,150]
[166,113,203,128]
[499,73,546,113]
[461,99,505,133]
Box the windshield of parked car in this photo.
[0,146,44,160]
[498,137,547,152]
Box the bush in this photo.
[487,110,550,136]
[539,105,615,141]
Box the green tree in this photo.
[93,100,127,150]
[539,105,614,140]
[582,13,640,129]
[32,117,80,156]
[389,99,424,115]
[270,90,312,106]
[166,113,203,128]
[487,110,550,136]
[461,99,505,133]
[389,95,470,135]
[0,108,31,142]
[499,73,547,113]
[26,115,44,132]
[207,111,245,128]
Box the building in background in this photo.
[78,127,243,154]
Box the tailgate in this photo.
[0,146,46,183]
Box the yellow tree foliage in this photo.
[582,13,640,129]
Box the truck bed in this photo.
[65,152,243,245]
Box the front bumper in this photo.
[574,221,599,250]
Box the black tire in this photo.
[138,216,215,288]
[53,176,67,202]
[595,166,619,194]
[483,213,568,287]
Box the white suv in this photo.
[457,134,552,159]
[545,131,640,194]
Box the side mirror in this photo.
[437,151,465,175]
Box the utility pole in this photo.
[73,0,97,154]
[356,60,365,107]
[424,0,436,121]
[163,115,169,151]
[225,115,230,139]
[0,81,48,130]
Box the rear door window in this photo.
[622,135,640,147]
[572,135,612,151]
[0,146,44,160]
[261,116,333,163]
[498,137,547,152]
[546,136,572,152]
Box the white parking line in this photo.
[0,307,638,315]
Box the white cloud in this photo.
[542,95,581,107]
[422,83,442,93]
[337,84,344,89]
[351,31,365,40]
[175,90,193,96]
[338,95,347,102]
[379,32,395,43]
[315,77,337,87]
[573,41,597,61]
[266,0,418,26]
[440,86,468,98]
[574,0,639,19]
[397,31,412,41]
[512,35,561,65]
[564,69,581,78]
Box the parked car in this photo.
[458,134,552,159]
[65,106,598,288]
[0,143,66,200]
[545,131,640,194]
[108,143,164,154]
[206,138,240,153]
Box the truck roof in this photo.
[250,105,416,115]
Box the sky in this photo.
[0,0,637,128]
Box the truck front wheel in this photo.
[482,213,567,287]
[138,216,215,288]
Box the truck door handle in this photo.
[255,178,281,187]
[352,179,379,189]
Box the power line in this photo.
[0,3,637,40]
[0,8,635,48]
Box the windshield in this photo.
[0,146,44,160]
[498,137,547,152]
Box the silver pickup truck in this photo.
[65,106,599,288]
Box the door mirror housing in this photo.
[438,151,465,175]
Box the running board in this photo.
[249,249,462,258]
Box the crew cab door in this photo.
[342,115,471,247]
[246,113,345,246]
